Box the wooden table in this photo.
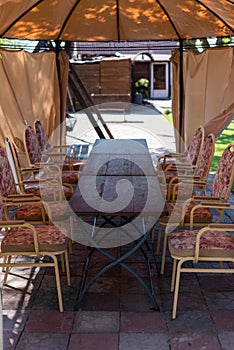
[69,139,165,310]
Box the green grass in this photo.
[163,114,234,192]
[211,121,234,171]
[211,121,234,192]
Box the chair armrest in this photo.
[0,220,26,226]
[193,195,220,201]
[200,201,230,208]
[4,195,41,203]
[6,193,36,198]
[21,166,41,173]
[208,223,234,230]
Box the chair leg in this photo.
[219,261,224,269]
[151,226,155,243]
[61,254,65,273]
[160,228,168,274]
[68,239,73,254]
[52,256,64,313]
[170,258,177,292]
[2,256,7,272]
[172,259,183,319]
[156,223,163,255]
[64,250,71,286]
[3,256,12,285]
[68,216,74,254]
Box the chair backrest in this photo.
[187,125,205,165]
[34,120,47,151]
[0,197,4,220]
[0,146,17,197]
[24,125,42,165]
[211,144,234,201]
[195,133,215,179]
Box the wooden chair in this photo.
[0,145,73,235]
[157,125,205,174]
[32,121,85,170]
[153,133,215,251]
[166,133,216,201]
[159,144,234,274]
[5,137,74,201]
[167,218,234,319]
[34,119,74,154]
[0,197,71,312]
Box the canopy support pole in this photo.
[179,39,184,152]
[55,40,65,144]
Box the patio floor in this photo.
[1,187,234,350]
[1,102,234,349]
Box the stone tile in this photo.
[119,333,170,350]
[73,311,119,333]
[39,275,80,289]
[15,332,69,350]
[3,330,21,350]
[170,333,222,350]
[88,277,120,294]
[78,292,120,311]
[84,262,120,278]
[3,309,30,331]
[120,263,156,278]
[25,310,74,332]
[198,275,234,292]
[120,293,158,312]
[161,291,206,313]
[205,292,234,310]
[211,310,234,331]
[120,311,167,333]
[68,333,119,350]
[2,272,43,290]
[218,331,234,350]
[2,288,35,310]
[158,275,200,293]
[31,287,62,310]
[165,311,216,335]
[121,276,153,294]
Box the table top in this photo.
[69,139,164,217]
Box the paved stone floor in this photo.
[1,102,234,349]
[1,187,234,349]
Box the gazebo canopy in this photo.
[0,0,233,42]
[0,0,234,151]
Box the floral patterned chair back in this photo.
[194,133,215,179]
[211,144,234,201]
[34,120,47,151]
[0,197,4,220]
[0,146,18,197]
[24,125,42,165]
[187,126,205,166]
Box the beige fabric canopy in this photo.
[0,0,233,41]
[0,46,233,156]
[0,0,234,153]
[172,46,234,149]
[0,49,68,151]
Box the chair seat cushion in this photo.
[62,160,85,171]
[25,185,73,200]
[15,202,70,222]
[1,225,68,252]
[166,202,212,224]
[169,229,234,258]
[61,170,79,184]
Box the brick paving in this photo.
[1,193,234,350]
[1,103,234,349]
